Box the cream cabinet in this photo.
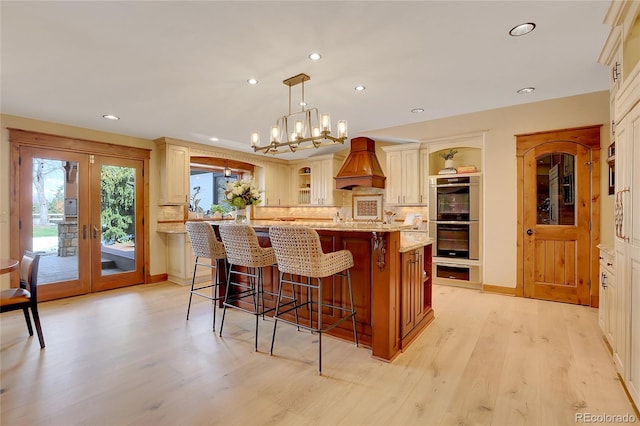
[614,96,640,401]
[600,0,640,408]
[598,246,617,356]
[295,155,343,205]
[155,139,190,205]
[166,232,211,285]
[263,163,292,206]
[383,143,423,205]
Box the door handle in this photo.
[93,225,99,239]
[526,229,533,235]
[83,224,87,240]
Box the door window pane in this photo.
[32,158,79,284]
[100,165,136,275]
[536,153,575,225]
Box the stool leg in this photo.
[270,271,285,355]
[186,256,199,320]
[317,277,323,376]
[252,267,259,352]
[212,260,219,331]
[292,279,300,331]
[219,262,234,337]
[307,276,313,329]
[347,269,358,347]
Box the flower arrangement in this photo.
[224,178,262,209]
[439,149,458,160]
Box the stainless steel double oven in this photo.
[429,175,480,283]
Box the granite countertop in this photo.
[221,219,415,232]
[399,232,434,253]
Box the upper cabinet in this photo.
[155,138,190,205]
[263,163,292,206]
[294,154,344,205]
[383,143,426,205]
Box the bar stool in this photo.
[268,226,358,375]
[185,221,227,331]
[218,224,277,351]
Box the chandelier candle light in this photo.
[251,73,348,154]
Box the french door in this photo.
[13,141,146,301]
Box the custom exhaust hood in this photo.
[334,137,386,190]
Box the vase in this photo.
[445,159,454,169]
[235,207,248,223]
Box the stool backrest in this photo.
[186,222,226,260]
[268,226,325,276]
[219,224,275,268]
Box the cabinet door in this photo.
[386,151,403,204]
[401,251,415,337]
[264,164,291,206]
[419,149,430,204]
[310,161,324,204]
[309,159,336,205]
[598,264,608,336]
[621,101,640,407]
[402,150,420,204]
[159,143,189,205]
[413,249,425,324]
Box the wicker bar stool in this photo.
[185,221,227,331]
[268,225,358,375]
[218,224,277,351]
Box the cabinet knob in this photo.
[526,229,533,236]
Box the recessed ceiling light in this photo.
[209,137,219,142]
[308,52,322,61]
[102,114,120,120]
[517,87,535,94]
[509,22,536,37]
[354,85,366,91]
[411,108,425,113]
[247,78,258,85]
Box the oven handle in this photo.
[431,220,478,225]
[436,262,471,269]
[433,183,473,188]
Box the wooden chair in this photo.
[185,221,227,331]
[268,226,358,375]
[0,251,45,348]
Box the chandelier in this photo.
[251,73,348,154]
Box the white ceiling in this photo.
[1,1,611,158]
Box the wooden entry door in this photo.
[516,126,601,306]
[9,129,149,301]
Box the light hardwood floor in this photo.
[1,282,637,426]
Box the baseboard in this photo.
[148,273,168,284]
[482,284,517,296]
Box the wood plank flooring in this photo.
[1,282,637,425]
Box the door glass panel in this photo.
[33,158,79,284]
[536,153,575,225]
[100,164,136,275]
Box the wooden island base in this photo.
[212,222,434,362]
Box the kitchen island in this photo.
[213,220,433,362]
